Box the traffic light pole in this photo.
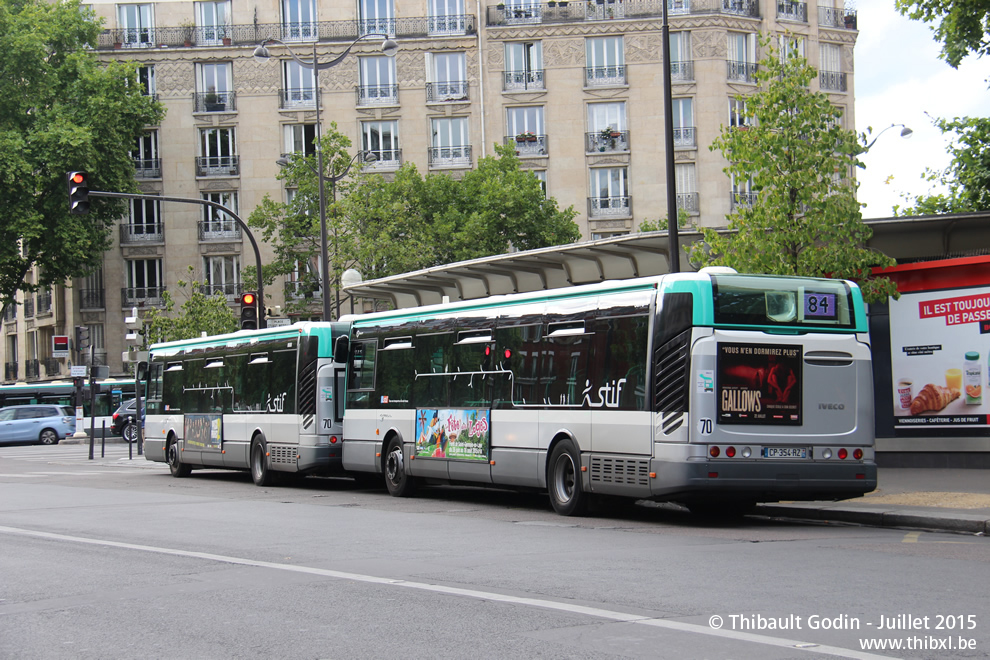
[90,191,265,328]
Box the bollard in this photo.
[88,427,94,460]
[128,422,133,460]
[101,420,106,458]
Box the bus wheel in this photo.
[251,438,278,487]
[548,439,588,516]
[384,437,416,497]
[167,439,191,478]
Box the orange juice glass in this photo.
[945,368,963,391]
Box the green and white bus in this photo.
[143,322,350,484]
[340,269,877,515]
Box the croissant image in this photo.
[909,383,960,415]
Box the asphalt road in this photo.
[1,444,988,659]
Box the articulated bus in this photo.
[0,380,135,435]
[340,269,876,515]
[142,323,350,483]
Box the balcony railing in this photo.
[279,88,317,109]
[506,134,548,156]
[426,81,470,102]
[674,126,696,148]
[194,91,237,112]
[670,60,694,82]
[43,357,61,378]
[120,222,164,244]
[585,65,626,87]
[96,16,477,51]
[35,292,52,317]
[731,191,758,209]
[356,84,399,106]
[285,280,322,300]
[81,350,108,367]
[503,69,544,91]
[79,288,105,310]
[727,60,758,82]
[4,362,17,380]
[586,130,629,153]
[199,219,242,241]
[819,6,856,28]
[2,304,14,322]
[195,156,240,177]
[819,70,847,92]
[25,359,40,379]
[676,192,700,213]
[588,196,632,218]
[777,0,807,21]
[428,145,472,167]
[133,158,162,179]
[122,286,166,307]
[428,13,473,35]
[23,298,34,318]
[364,148,403,169]
[486,0,759,25]
[198,282,244,299]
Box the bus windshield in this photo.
[711,274,856,330]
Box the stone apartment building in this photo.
[1,0,857,383]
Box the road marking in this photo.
[0,525,893,660]
[902,532,921,543]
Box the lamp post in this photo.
[660,0,680,273]
[864,123,913,151]
[341,268,363,315]
[254,34,398,321]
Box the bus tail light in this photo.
[330,436,338,444]
[726,446,736,458]
[741,447,752,458]
[838,448,848,460]
[709,446,720,458]
[853,448,863,460]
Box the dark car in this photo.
[111,399,142,443]
[0,404,76,445]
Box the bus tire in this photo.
[384,437,416,497]
[167,439,191,478]
[38,428,60,445]
[548,439,588,516]
[251,437,278,487]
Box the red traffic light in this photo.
[70,172,85,184]
[241,292,256,306]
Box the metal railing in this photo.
[81,350,108,367]
[670,61,694,82]
[198,219,242,241]
[731,191,759,208]
[426,81,470,102]
[35,292,52,317]
[727,60,758,82]
[486,0,759,25]
[2,305,14,322]
[586,130,630,153]
[79,288,105,310]
[428,145,472,167]
[364,149,403,169]
[279,88,317,109]
[819,6,856,28]
[819,70,847,92]
[195,156,240,177]
[133,158,162,179]
[588,196,632,218]
[673,126,696,148]
[503,70,544,91]
[43,357,61,377]
[585,65,626,87]
[428,14,473,35]
[120,223,164,244]
[121,286,167,307]
[506,134,548,156]
[285,281,323,300]
[356,84,399,106]
[4,363,17,381]
[25,359,39,379]
[776,0,807,21]
[676,192,700,213]
[23,298,34,318]
[198,282,244,299]
[194,91,237,112]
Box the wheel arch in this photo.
[543,430,580,490]
[379,428,403,475]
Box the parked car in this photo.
[0,404,76,445]
[111,399,142,443]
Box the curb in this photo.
[755,503,990,535]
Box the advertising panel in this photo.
[717,342,803,425]
[184,413,222,449]
[415,408,490,461]
[889,286,990,433]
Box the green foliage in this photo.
[638,208,691,232]
[896,0,990,67]
[895,115,990,215]
[692,35,898,303]
[142,268,238,345]
[0,0,164,308]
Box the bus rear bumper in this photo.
[296,444,343,475]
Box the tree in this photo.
[691,36,898,303]
[142,268,238,345]
[0,0,165,309]
[895,115,990,215]
[896,0,990,67]
[637,208,690,232]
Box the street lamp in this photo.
[254,34,397,321]
[864,123,913,151]
[341,268,363,314]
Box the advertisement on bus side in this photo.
[717,342,802,425]
[184,413,222,449]
[415,408,490,461]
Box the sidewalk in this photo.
[755,468,990,534]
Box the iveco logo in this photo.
[819,403,846,410]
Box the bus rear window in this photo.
[711,275,856,329]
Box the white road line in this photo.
[0,525,896,660]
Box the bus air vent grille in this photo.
[299,361,317,417]
[654,329,690,415]
[590,456,650,486]
[269,445,297,465]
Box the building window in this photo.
[429,117,471,167]
[672,98,695,148]
[198,128,238,176]
[428,0,467,35]
[533,170,547,197]
[675,163,699,214]
[729,98,750,127]
[124,259,164,305]
[282,0,317,40]
[587,102,627,152]
[507,106,546,155]
[426,52,468,102]
[669,32,693,82]
[585,37,624,86]
[362,120,401,168]
[504,42,543,91]
[504,0,541,24]
[731,175,756,208]
[200,192,240,239]
[196,62,234,112]
[117,4,154,47]
[589,167,630,218]
[819,43,846,91]
[133,130,160,178]
[137,65,156,96]
[727,32,757,82]
[203,255,241,298]
[359,0,395,36]
[281,60,316,108]
[779,34,806,61]
[80,268,105,310]
[586,0,623,20]
[121,197,163,243]
[197,0,231,44]
[358,56,398,105]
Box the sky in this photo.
[854,0,990,218]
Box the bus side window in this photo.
[347,340,378,409]
[493,325,541,407]
[411,334,450,408]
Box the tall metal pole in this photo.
[660,0,681,273]
[313,41,332,322]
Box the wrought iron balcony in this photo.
[133,158,162,179]
[588,196,632,218]
[506,134,548,156]
[120,222,164,244]
[486,0,759,25]
[731,191,758,209]
[674,126,696,148]
[586,130,629,153]
[194,91,237,112]
[818,6,856,28]
[285,280,323,301]
[777,0,807,21]
[35,292,52,317]
[428,14,473,35]
[25,359,40,379]
[426,81,469,102]
[819,70,847,92]
[727,60,758,82]
[503,70,544,91]
[23,298,34,318]
[121,286,166,307]
[670,60,694,82]
[81,350,108,367]
[356,84,399,106]
[279,88,317,109]
[676,192,700,213]
[198,282,244,299]
[195,156,240,177]
[586,65,626,87]
[43,357,61,377]
[198,219,242,241]
[364,149,403,169]
[96,16,477,51]
[4,362,17,380]
[428,145,472,167]
[79,288,105,310]
[2,304,14,322]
